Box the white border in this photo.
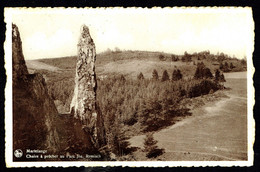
[4,7,255,167]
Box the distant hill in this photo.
[27,50,246,81]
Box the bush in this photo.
[171,55,179,61]
[181,51,192,62]
[159,54,166,61]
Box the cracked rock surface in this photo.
[70,25,98,138]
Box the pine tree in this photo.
[137,72,144,80]
[202,68,213,78]
[143,133,164,158]
[172,69,182,81]
[219,73,226,82]
[194,62,213,79]
[152,69,159,80]
[241,59,247,65]
[177,69,183,80]
[224,62,229,69]
[120,74,126,82]
[161,70,169,82]
[159,54,165,61]
[219,62,224,70]
[222,62,230,72]
[230,62,235,69]
[171,55,175,61]
[215,69,220,81]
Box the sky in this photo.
[9,8,254,60]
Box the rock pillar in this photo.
[70,25,97,137]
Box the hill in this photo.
[27,50,247,81]
[25,50,246,114]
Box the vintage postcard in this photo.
[4,7,255,167]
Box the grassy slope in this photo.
[28,50,246,81]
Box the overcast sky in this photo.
[9,8,253,60]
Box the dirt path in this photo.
[129,74,247,161]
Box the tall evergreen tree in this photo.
[137,72,144,80]
[152,69,159,80]
[194,62,213,79]
[172,69,183,81]
[215,69,220,81]
[143,133,164,158]
[230,62,235,69]
[161,70,170,82]
[219,62,224,70]
[219,73,226,82]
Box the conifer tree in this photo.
[172,69,183,81]
[194,62,213,79]
[161,70,169,82]
[137,72,144,80]
[143,132,164,158]
[219,73,226,82]
[215,69,220,81]
[152,69,159,80]
[230,62,235,69]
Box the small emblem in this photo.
[14,149,23,158]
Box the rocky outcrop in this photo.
[12,24,28,86]
[12,24,60,159]
[70,25,98,140]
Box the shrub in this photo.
[182,51,192,62]
[171,55,179,61]
[241,59,247,65]
[159,54,166,61]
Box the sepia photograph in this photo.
[4,7,254,167]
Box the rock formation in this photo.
[12,24,60,159]
[12,24,28,85]
[70,25,98,140]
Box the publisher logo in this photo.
[14,149,23,158]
